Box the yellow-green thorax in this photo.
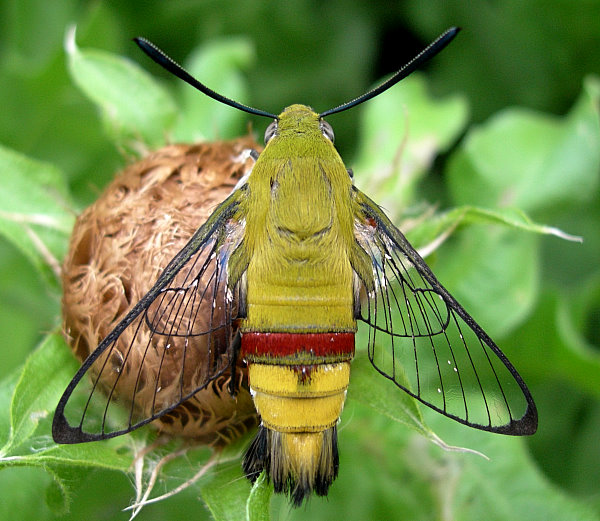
[240,105,357,333]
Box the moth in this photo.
[53,27,537,506]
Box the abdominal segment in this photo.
[241,332,354,506]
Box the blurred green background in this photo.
[1,1,599,520]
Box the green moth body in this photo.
[240,104,357,333]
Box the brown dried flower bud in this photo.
[62,137,260,447]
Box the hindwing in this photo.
[354,189,537,435]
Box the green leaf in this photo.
[448,77,600,214]
[434,225,539,337]
[426,411,600,521]
[173,37,255,142]
[555,282,600,397]
[2,334,77,456]
[348,350,484,457]
[0,331,253,518]
[246,472,272,521]
[65,26,177,150]
[348,350,426,437]
[0,332,132,468]
[0,334,134,513]
[509,280,600,499]
[0,372,19,449]
[0,145,74,287]
[353,73,469,218]
[508,285,600,399]
[405,204,581,258]
[43,464,82,515]
[199,456,253,521]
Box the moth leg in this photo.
[234,148,260,163]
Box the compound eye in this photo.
[320,120,334,142]
[264,120,278,144]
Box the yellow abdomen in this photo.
[239,142,357,504]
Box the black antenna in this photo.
[134,37,278,119]
[319,27,460,118]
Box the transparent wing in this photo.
[53,197,245,443]
[355,197,537,435]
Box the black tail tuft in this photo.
[242,424,270,482]
[242,425,340,506]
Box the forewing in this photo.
[53,196,245,443]
[355,195,537,435]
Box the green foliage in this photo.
[246,473,272,521]
[1,1,599,520]
[448,78,600,213]
[0,146,74,288]
[66,28,178,150]
[171,37,255,143]
[353,72,469,215]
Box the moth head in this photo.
[264,105,335,145]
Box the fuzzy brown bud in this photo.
[62,137,260,446]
